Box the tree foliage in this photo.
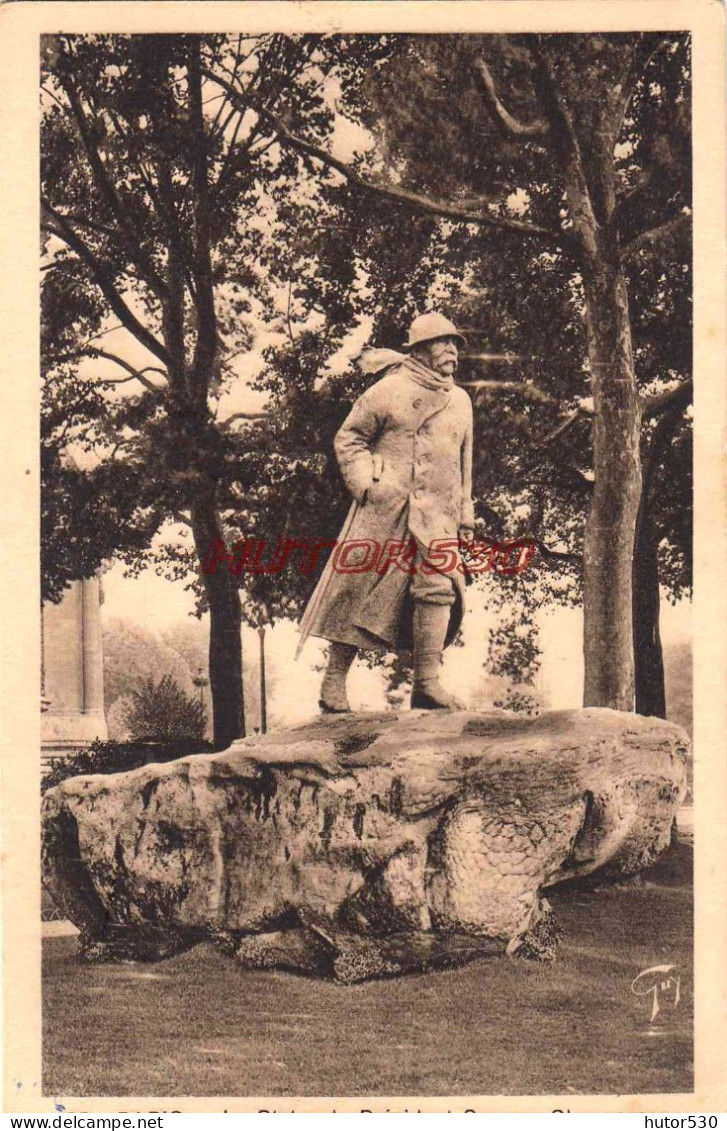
[42,32,692,723]
[41,32,365,741]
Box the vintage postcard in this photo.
[1,0,725,1115]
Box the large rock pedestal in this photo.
[41,708,688,982]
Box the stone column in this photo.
[81,576,105,715]
[41,577,108,763]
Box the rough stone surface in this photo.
[41,708,688,982]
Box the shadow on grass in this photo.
[42,843,692,1098]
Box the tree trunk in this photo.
[632,502,666,717]
[582,260,643,710]
[631,397,690,719]
[185,41,243,748]
[191,498,245,748]
[528,41,645,711]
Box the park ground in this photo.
[43,842,692,1099]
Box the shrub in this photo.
[125,673,207,742]
[41,736,215,793]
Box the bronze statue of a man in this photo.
[297,312,475,712]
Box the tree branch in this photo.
[52,346,168,394]
[461,375,596,476]
[41,82,69,116]
[60,213,120,239]
[214,109,265,199]
[533,406,583,448]
[75,322,124,353]
[108,437,133,461]
[620,211,692,265]
[642,377,692,417]
[211,46,278,198]
[474,58,550,139]
[529,537,582,565]
[210,34,246,135]
[285,277,297,345]
[619,33,673,132]
[203,67,568,244]
[529,40,600,256]
[473,499,583,563]
[55,70,170,302]
[103,125,188,294]
[102,373,151,387]
[89,350,168,394]
[42,199,172,369]
[218,411,269,430]
[531,400,592,447]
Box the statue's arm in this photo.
[459,396,475,532]
[334,384,386,504]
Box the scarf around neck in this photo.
[357,347,454,393]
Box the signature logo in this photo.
[631,964,682,1023]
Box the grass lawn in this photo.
[42,842,692,1099]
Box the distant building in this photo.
[41,576,107,766]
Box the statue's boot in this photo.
[320,642,357,713]
[411,602,466,710]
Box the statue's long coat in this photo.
[297,364,475,654]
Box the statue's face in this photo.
[421,335,459,377]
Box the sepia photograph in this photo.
[1,0,725,1115]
